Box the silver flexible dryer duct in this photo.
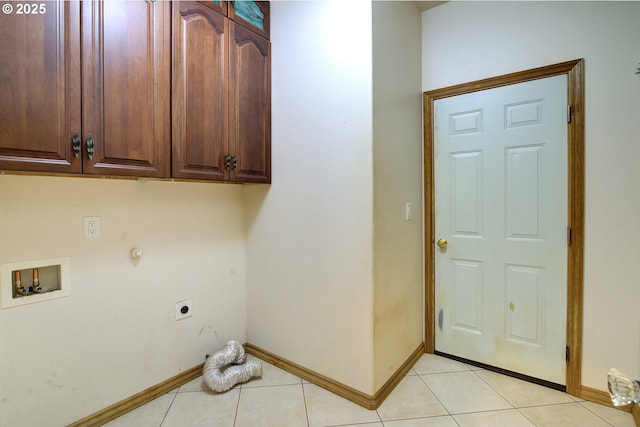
[203,340,262,392]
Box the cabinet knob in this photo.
[72,134,81,158]
[232,155,238,171]
[86,135,95,160]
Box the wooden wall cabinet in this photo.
[173,1,271,183]
[0,1,171,178]
[1,0,269,183]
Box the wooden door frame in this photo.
[423,59,585,396]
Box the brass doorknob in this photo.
[437,238,448,248]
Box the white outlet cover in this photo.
[176,300,192,320]
[83,217,101,239]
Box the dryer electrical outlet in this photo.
[176,300,193,320]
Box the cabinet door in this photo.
[0,1,82,173]
[229,22,271,183]
[81,0,170,177]
[172,2,228,181]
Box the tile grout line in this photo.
[469,368,619,427]
[512,406,538,427]
[374,370,391,425]
[242,381,305,389]
[415,368,460,423]
[158,391,178,427]
[419,365,538,426]
[232,385,243,427]
[469,368,545,427]
[301,382,311,427]
[470,368,517,409]
[576,401,616,427]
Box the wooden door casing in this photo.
[424,59,585,396]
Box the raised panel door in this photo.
[434,75,568,385]
[0,1,82,173]
[81,0,170,177]
[172,1,228,181]
[228,22,271,183]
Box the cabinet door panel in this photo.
[0,1,81,173]
[82,0,170,177]
[172,2,228,181]
[229,23,271,183]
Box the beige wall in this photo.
[0,175,247,426]
[372,2,424,390]
[245,0,376,394]
[246,0,427,396]
[422,1,640,391]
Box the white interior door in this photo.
[434,75,568,385]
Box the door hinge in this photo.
[566,345,570,363]
[567,105,572,123]
[567,227,572,246]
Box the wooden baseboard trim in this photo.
[244,343,376,408]
[373,342,426,406]
[68,364,203,427]
[67,351,636,426]
[244,342,425,410]
[580,385,632,413]
[68,342,426,425]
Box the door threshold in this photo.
[434,350,566,393]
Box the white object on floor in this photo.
[203,340,262,392]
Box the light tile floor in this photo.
[104,354,635,427]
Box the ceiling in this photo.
[413,1,447,12]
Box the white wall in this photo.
[372,1,424,390]
[0,175,247,427]
[245,0,376,394]
[422,1,640,391]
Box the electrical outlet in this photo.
[176,300,192,320]
[83,217,101,239]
